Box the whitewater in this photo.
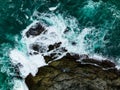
[10,12,111,90]
[0,0,120,90]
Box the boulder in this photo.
[26,23,45,37]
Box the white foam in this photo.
[49,3,60,11]
[49,7,57,11]
[65,28,92,54]
[10,49,46,77]
[21,14,68,57]
[20,13,96,61]
[89,54,107,61]
[13,79,28,90]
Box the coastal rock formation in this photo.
[25,53,120,90]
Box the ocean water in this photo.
[1,0,120,90]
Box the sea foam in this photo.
[13,79,28,90]
[10,49,46,77]
[10,13,94,78]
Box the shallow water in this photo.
[1,0,120,90]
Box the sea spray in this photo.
[13,80,28,90]
[10,49,46,77]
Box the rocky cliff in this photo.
[25,53,120,90]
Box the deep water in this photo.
[0,0,120,90]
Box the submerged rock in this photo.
[44,47,67,63]
[26,22,45,37]
[48,42,62,51]
[25,54,120,90]
[31,44,40,52]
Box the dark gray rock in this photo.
[26,23,45,37]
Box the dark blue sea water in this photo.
[0,0,120,90]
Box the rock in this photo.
[25,54,120,90]
[25,74,35,89]
[49,57,80,70]
[82,59,115,68]
[48,42,62,51]
[26,22,45,37]
[12,63,23,80]
[79,54,89,60]
[101,60,116,68]
[71,41,77,45]
[30,43,48,54]
[65,53,80,60]
[32,44,40,52]
[63,27,70,34]
[65,53,89,61]
[44,55,53,63]
[81,58,102,65]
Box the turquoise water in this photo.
[1,0,120,90]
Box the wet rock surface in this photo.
[48,42,62,52]
[25,54,120,90]
[81,59,116,68]
[26,22,45,37]
[44,47,67,63]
